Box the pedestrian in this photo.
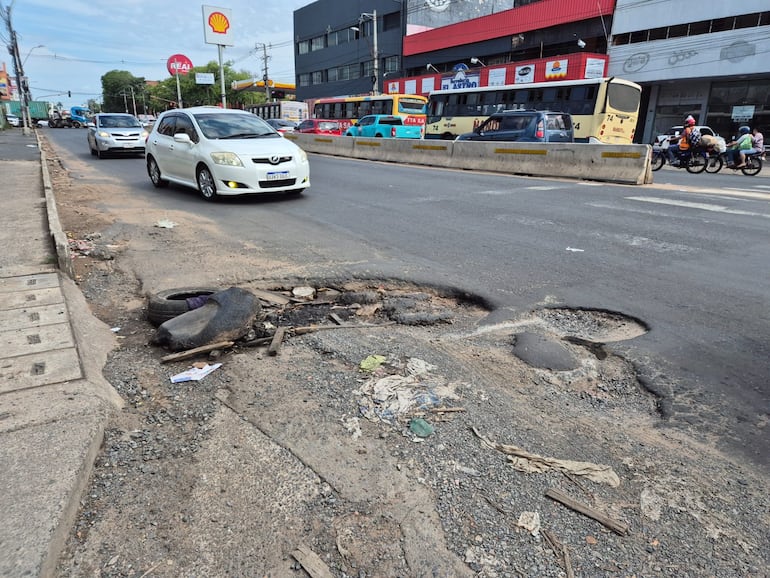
[725,126,753,168]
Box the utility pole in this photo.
[2,3,31,133]
[256,42,271,101]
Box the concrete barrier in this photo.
[288,133,652,185]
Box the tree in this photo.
[101,70,146,113]
[144,61,264,112]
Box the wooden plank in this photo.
[268,326,287,356]
[545,488,629,536]
[291,545,335,578]
[160,341,234,363]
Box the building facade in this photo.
[293,1,770,143]
[608,1,770,142]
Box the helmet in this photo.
[684,115,696,127]
[739,125,750,134]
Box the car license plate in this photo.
[123,143,134,148]
[267,171,289,181]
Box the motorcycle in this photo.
[651,146,709,173]
[704,150,763,176]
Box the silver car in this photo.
[87,113,148,158]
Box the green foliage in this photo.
[101,70,146,113]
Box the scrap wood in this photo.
[268,326,287,356]
[471,427,620,488]
[542,530,575,578]
[251,288,291,306]
[427,406,465,413]
[160,341,235,363]
[329,312,345,325]
[545,488,630,536]
[291,545,335,578]
[292,321,396,335]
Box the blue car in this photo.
[345,114,422,139]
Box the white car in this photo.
[6,113,20,127]
[145,107,310,201]
[87,113,148,158]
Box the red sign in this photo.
[167,54,193,76]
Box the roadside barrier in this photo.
[284,133,653,185]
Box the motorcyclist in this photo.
[725,126,753,168]
[667,115,701,166]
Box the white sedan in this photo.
[145,107,310,201]
[6,114,20,127]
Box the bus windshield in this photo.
[607,83,642,113]
[398,98,428,114]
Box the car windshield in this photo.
[100,115,141,128]
[318,121,339,131]
[193,113,277,139]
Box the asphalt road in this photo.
[45,127,770,470]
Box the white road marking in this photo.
[626,196,770,219]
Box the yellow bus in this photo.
[310,94,428,133]
[426,77,642,144]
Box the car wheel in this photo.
[197,165,218,202]
[147,156,168,188]
[96,148,103,159]
[147,287,219,326]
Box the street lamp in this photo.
[470,57,486,67]
[353,10,379,95]
[23,44,44,66]
[426,63,440,74]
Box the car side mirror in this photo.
[173,133,192,144]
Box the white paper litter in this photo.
[170,363,222,383]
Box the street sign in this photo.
[195,73,215,85]
[202,5,234,46]
[167,54,193,76]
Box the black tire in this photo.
[651,150,665,171]
[686,154,707,174]
[705,154,723,173]
[147,156,168,188]
[742,156,762,176]
[96,148,104,159]
[147,287,220,326]
[197,165,218,202]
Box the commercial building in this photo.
[293,0,770,142]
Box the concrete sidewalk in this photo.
[0,128,123,577]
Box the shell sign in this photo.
[202,5,233,46]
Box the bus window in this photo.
[481,91,501,115]
[399,98,427,114]
[371,100,385,115]
[608,83,642,113]
[359,101,372,116]
[447,94,460,116]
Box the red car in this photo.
[297,118,343,136]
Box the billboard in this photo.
[406,0,516,35]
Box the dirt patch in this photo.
[44,136,769,578]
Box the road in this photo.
[45,127,770,470]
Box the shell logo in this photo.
[208,11,230,34]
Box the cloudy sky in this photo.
[3,0,311,108]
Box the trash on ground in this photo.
[409,417,434,438]
[472,427,621,487]
[516,511,541,536]
[292,286,316,300]
[355,357,461,424]
[545,487,630,535]
[359,354,387,373]
[154,219,177,229]
[170,363,222,383]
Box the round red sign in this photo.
[167,54,193,76]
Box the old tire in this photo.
[147,287,219,326]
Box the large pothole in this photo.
[535,307,649,342]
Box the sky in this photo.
[2,0,312,110]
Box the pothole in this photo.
[535,307,648,343]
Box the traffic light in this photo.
[67,91,71,97]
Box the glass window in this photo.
[311,71,324,85]
[327,68,338,82]
[175,114,198,141]
[298,40,310,55]
[607,83,641,113]
[311,36,325,51]
[327,31,339,47]
[298,73,311,87]
[156,115,176,136]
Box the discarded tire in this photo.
[147,287,219,326]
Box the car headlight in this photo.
[296,148,308,163]
[210,152,243,167]
[141,130,148,139]
[98,130,110,138]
